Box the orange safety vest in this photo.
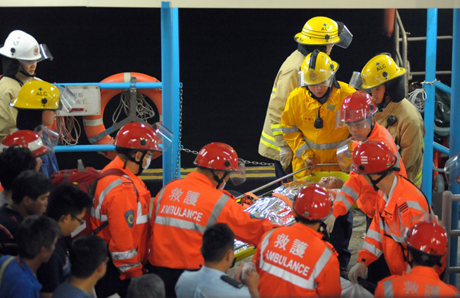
[375,266,460,298]
[148,171,276,270]
[253,223,341,297]
[333,122,408,218]
[90,156,150,280]
[357,175,430,275]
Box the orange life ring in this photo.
[83,72,162,159]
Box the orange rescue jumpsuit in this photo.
[148,171,276,270]
[357,175,430,275]
[91,156,150,279]
[253,223,341,297]
[375,266,460,297]
[333,122,407,218]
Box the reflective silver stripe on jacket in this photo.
[116,262,142,272]
[383,221,405,243]
[383,279,394,298]
[281,126,300,134]
[295,143,310,158]
[303,137,344,150]
[154,193,230,233]
[149,187,166,220]
[311,246,333,280]
[206,194,230,228]
[335,194,352,210]
[362,241,383,258]
[366,229,382,243]
[92,178,123,221]
[341,186,359,201]
[406,201,426,213]
[261,132,279,148]
[155,216,207,233]
[111,249,138,260]
[259,230,331,290]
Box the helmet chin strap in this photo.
[124,151,147,176]
[366,171,388,191]
[211,170,229,189]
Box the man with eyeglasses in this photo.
[36,183,92,298]
[0,30,53,142]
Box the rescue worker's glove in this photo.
[348,262,368,284]
[324,214,336,234]
[279,146,293,169]
[304,157,317,169]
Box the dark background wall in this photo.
[0,7,454,172]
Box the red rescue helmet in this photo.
[293,184,333,221]
[351,140,397,175]
[194,142,246,186]
[340,91,376,123]
[194,142,240,171]
[406,221,448,256]
[115,122,162,151]
[1,130,49,157]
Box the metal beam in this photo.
[0,0,459,8]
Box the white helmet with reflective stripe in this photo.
[0,30,41,61]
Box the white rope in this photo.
[408,87,426,113]
[112,92,156,125]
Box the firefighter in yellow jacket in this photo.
[259,16,352,180]
[281,50,355,179]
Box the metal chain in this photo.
[174,87,274,176]
[181,147,274,166]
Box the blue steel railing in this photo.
[53,1,181,186]
[422,8,459,286]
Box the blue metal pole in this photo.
[422,8,438,204]
[434,81,452,94]
[161,1,181,185]
[448,8,460,286]
[54,144,115,152]
[433,142,450,155]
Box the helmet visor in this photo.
[348,71,363,90]
[336,138,353,172]
[35,126,60,147]
[336,22,353,49]
[37,44,53,62]
[152,122,173,151]
[445,153,460,185]
[230,159,246,186]
[56,85,77,113]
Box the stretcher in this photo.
[234,169,350,262]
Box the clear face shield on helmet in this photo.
[151,122,173,152]
[444,153,460,185]
[229,159,246,186]
[34,125,60,148]
[336,138,354,172]
[55,85,78,113]
[348,71,364,90]
[336,22,353,49]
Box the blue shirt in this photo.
[52,282,95,298]
[175,266,251,298]
[0,255,42,298]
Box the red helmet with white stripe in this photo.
[406,221,448,256]
[293,184,333,221]
[1,130,49,157]
[351,140,397,175]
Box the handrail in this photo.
[441,191,460,284]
